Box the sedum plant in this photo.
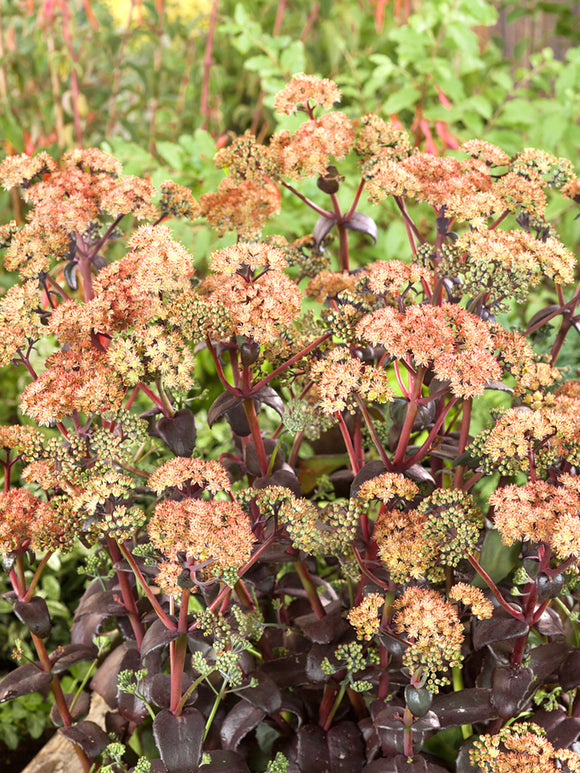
[1,73,580,772]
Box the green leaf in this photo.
[473,530,521,588]
[380,86,420,114]
[156,141,184,171]
[280,41,305,76]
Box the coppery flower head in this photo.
[273,73,341,115]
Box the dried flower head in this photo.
[306,271,358,304]
[148,457,231,495]
[360,260,429,299]
[449,583,493,619]
[348,593,384,640]
[490,475,580,561]
[273,73,341,115]
[4,222,71,278]
[98,174,158,220]
[393,587,464,692]
[470,722,580,772]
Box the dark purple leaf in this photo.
[75,589,127,618]
[13,597,52,638]
[156,409,196,458]
[344,212,378,245]
[140,617,180,657]
[455,738,480,773]
[91,642,137,708]
[314,215,337,247]
[317,166,343,194]
[327,721,365,772]
[59,720,110,759]
[0,663,52,703]
[295,601,346,645]
[261,654,309,688]
[373,705,405,730]
[232,673,282,713]
[106,710,130,738]
[63,261,78,290]
[535,606,564,636]
[208,392,246,430]
[404,685,432,718]
[117,647,148,723]
[253,467,302,497]
[350,461,388,499]
[197,750,250,772]
[296,724,331,773]
[532,708,580,749]
[490,666,534,719]
[153,707,205,773]
[361,761,399,773]
[51,644,98,674]
[307,644,333,684]
[244,437,285,476]
[254,385,284,417]
[529,642,573,684]
[536,573,565,602]
[405,464,436,486]
[148,673,196,710]
[431,688,498,727]
[220,701,266,750]
[559,649,580,691]
[411,711,440,731]
[50,692,90,727]
[473,613,528,650]
[240,341,260,367]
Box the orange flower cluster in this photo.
[490,475,580,561]
[449,583,493,619]
[20,347,125,425]
[356,114,414,164]
[0,489,58,555]
[470,722,580,772]
[273,73,341,115]
[199,177,280,238]
[479,406,575,474]
[0,280,45,366]
[148,457,231,495]
[347,593,384,640]
[361,260,429,299]
[375,489,483,583]
[461,140,510,167]
[355,472,419,504]
[159,180,199,219]
[393,587,464,692]
[310,347,393,414]
[357,304,501,399]
[200,242,301,343]
[148,498,255,593]
[306,270,358,304]
[455,228,575,292]
[214,132,279,183]
[270,113,355,180]
[492,326,559,396]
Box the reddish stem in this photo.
[200,0,220,130]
